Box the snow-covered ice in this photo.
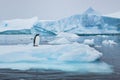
[0,8,120,35]
[105,12,120,18]
[49,38,71,44]
[102,40,117,46]
[0,32,113,73]
[83,39,94,45]
[56,32,80,41]
[0,42,102,62]
[32,8,120,35]
[48,32,79,44]
[0,17,38,32]
[0,42,113,73]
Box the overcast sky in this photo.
[0,0,120,21]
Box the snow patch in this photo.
[0,43,102,63]
[0,17,38,32]
[83,39,94,45]
[102,40,117,46]
[49,38,71,44]
[56,32,80,41]
[48,32,80,44]
[105,12,120,18]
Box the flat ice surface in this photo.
[105,12,120,18]
[0,42,102,62]
[0,42,113,73]
[0,17,38,32]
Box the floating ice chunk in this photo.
[95,45,102,48]
[0,42,102,63]
[0,62,113,74]
[0,43,113,74]
[48,32,80,44]
[56,32,80,42]
[83,39,94,45]
[49,38,71,44]
[58,43,102,62]
[102,40,117,46]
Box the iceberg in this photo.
[32,8,120,35]
[0,43,113,73]
[31,15,83,35]
[81,7,104,29]
[103,12,120,29]
[0,42,102,63]
[102,40,117,46]
[0,17,38,34]
[104,12,120,18]
[0,7,120,35]
[31,21,56,36]
[56,32,80,41]
[49,38,72,44]
[48,32,80,44]
[83,39,94,45]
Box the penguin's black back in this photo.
[33,34,39,46]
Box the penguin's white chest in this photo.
[35,36,40,46]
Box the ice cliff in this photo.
[0,8,120,35]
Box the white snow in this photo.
[0,17,38,32]
[56,32,80,41]
[49,38,71,44]
[48,32,79,44]
[0,43,113,73]
[105,12,120,18]
[102,40,117,46]
[83,39,94,45]
[0,43,102,62]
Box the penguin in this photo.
[33,34,40,47]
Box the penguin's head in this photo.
[35,34,39,36]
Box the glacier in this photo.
[0,17,38,34]
[105,12,120,18]
[32,8,120,36]
[0,7,120,35]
